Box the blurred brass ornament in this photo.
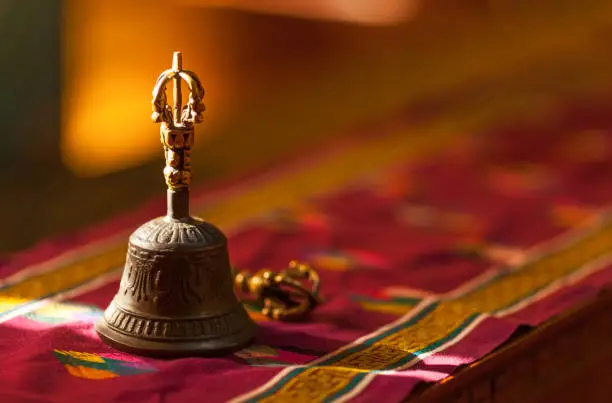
[234,261,323,321]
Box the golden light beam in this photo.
[175,0,421,25]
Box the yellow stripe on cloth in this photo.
[0,247,126,315]
[0,130,453,317]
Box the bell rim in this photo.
[94,318,256,358]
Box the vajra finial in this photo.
[151,52,206,219]
[151,52,205,193]
[233,261,323,321]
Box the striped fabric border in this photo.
[231,212,612,402]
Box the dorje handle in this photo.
[151,52,206,220]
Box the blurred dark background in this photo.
[2,0,612,252]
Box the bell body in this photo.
[96,216,256,357]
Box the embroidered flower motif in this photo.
[53,350,157,379]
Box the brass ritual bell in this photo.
[96,52,256,357]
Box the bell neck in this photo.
[167,189,190,220]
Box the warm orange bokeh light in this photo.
[62,0,236,177]
[176,0,420,25]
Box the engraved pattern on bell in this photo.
[98,222,256,356]
[130,217,224,247]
